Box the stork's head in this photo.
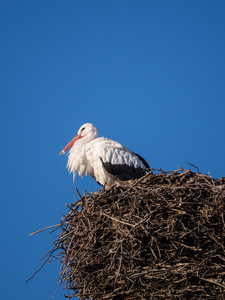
[59,123,98,155]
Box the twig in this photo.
[26,248,55,283]
[101,212,135,227]
[29,224,60,236]
[197,276,225,289]
[188,162,200,173]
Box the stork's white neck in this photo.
[83,131,98,144]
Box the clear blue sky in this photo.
[1,1,225,299]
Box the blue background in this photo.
[1,1,225,299]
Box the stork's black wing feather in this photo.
[101,157,149,181]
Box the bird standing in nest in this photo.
[60,123,149,188]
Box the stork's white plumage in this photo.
[60,123,149,188]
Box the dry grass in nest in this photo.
[46,169,225,299]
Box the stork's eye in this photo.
[81,127,85,132]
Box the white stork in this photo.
[60,123,149,188]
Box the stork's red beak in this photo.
[59,134,82,155]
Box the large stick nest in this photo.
[54,169,225,299]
